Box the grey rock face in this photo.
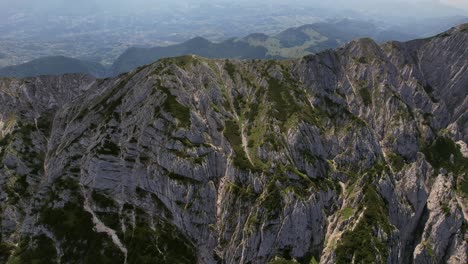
[0,25,467,264]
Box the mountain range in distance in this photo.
[0,56,107,78]
[0,18,467,78]
[111,19,420,75]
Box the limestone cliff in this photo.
[0,24,467,264]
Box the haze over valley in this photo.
[0,0,467,70]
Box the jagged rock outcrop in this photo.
[0,24,467,264]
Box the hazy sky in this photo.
[0,0,466,19]
[442,0,468,10]
[1,0,468,11]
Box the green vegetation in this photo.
[150,193,174,219]
[123,212,196,264]
[225,60,237,79]
[259,179,283,219]
[91,190,117,208]
[422,137,468,197]
[159,85,191,128]
[267,77,298,123]
[265,68,323,129]
[244,211,260,233]
[135,186,147,198]
[309,257,319,264]
[419,240,436,261]
[441,203,451,216]
[76,72,133,121]
[0,133,12,148]
[227,182,257,200]
[96,212,121,232]
[5,174,29,204]
[255,163,340,220]
[220,64,330,173]
[0,121,48,205]
[39,178,125,264]
[459,179,468,199]
[387,153,405,172]
[335,164,393,264]
[335,190,391,263]
[461,24,468,32]
[166,171,201,185]
[422,137,467,174]
[96,136,121,156]
[358,87,372,106]
[40,200,124,263]
[268,257,299,264]
[7,235,58,264]
[35,175,195,263]
[0,242,15,263]
[36,112,54,136]
[160,55,199,69]
[357,57,368,64]
[340,207,355,220]
[223,119,259,171]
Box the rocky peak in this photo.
[0,26,467,264]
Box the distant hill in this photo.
[246,19,416,56]
[5,18,467,77]
[111,19,418,75]
[111,37,270,75]
[0,56,108,78]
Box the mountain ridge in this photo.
[0,56,108,78]
[1,19,466,79]
[0,24,466,264]
[111,19,417,75]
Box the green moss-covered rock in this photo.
[158,84,191,128]
[335,179,393,263]
[224,119,260,172]
[387,152,405,172]
[422,137,468,197]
